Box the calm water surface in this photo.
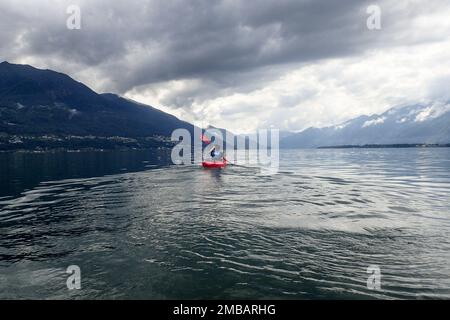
[0,148,450,299]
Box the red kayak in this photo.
[202,159,227,168]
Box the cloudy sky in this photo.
[1,0,449,133]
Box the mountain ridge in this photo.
[1,61,449,150]
[0,61,194,140]
[280,102,450,148]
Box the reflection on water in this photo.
[0,148,450,299]
[0,149,171,198]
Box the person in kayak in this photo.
[210,146,224,162]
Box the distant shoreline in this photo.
[0,134,175,152]
[318,143,450,149]
[0,147,171,154]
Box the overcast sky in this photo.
[1,0,449,133]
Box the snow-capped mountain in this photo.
[280,102,450,148]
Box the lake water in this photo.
[1,148,450,299]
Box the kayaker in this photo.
[210,146,223,161]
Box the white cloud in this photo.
[415,102,450,122]
[363,117,385,128]
[126,39,450,133]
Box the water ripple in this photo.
[1,149,450,299]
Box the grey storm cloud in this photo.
[0,0,414,91]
